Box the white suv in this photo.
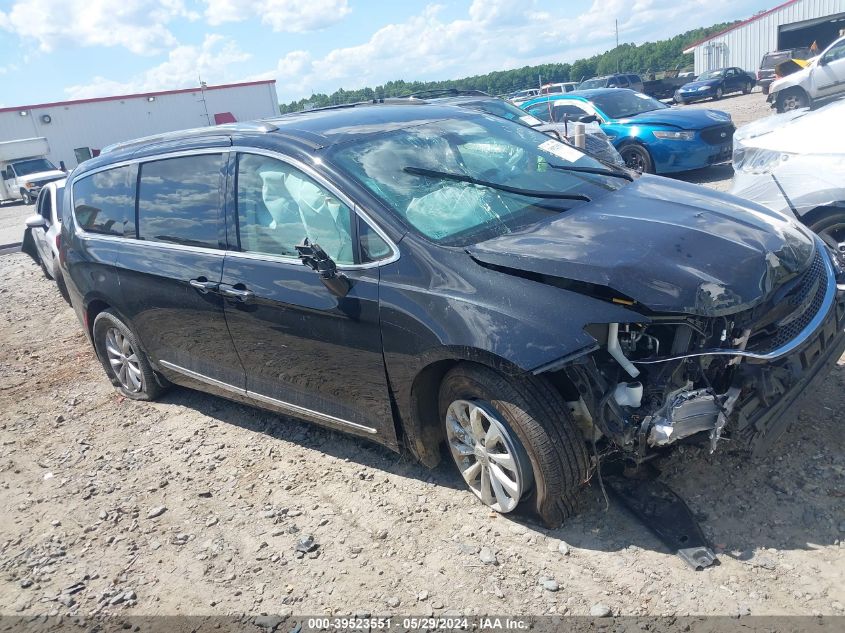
[769,35,845,112]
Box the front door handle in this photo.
[189,278,219,294]
[218,284,255,302]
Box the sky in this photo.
[0,0,776,108]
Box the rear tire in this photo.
[92,310,168,400]
[52,259,70,304]
[742,82,753,94]
[618,143,654,174]
[438,363,590,527]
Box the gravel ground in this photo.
[2,90,844,620]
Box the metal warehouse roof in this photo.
[683,0,802,51]
[0,80,277,115]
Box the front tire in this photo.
[805,208,845,258]
[618,143,654,174]
[92,310,167,400]
[777,88,809,113]
[20,190,32,205]
[439,364,590,527]
[712,86,723,100]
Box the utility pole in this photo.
[615,19,620,73]
[198,72,211,126]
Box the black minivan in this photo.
[61,103,845,526]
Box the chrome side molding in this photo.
[158,360,378,435]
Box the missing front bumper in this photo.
[733,294,845,455]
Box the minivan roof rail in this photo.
[285,97,427,115]
[100,120,279,155]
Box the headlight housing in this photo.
[697,85,711,91]
[733,147,793,174]
[653,130,695,141]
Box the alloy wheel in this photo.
[621,148,646,173]
[445,399,533,513]
[105,328,143,393]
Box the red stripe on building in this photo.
[0,80,277,114]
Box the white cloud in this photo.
[0,0,198,55]
[64,34,251,99]
[203,0,350,32]
[271,0,757,102]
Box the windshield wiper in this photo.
[546,163,633,182]
[403,167,591,201]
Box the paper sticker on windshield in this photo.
[636,93,651,99]
[538,138,582,163]
[520,114,543,126]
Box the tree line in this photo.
[278,21,735,113]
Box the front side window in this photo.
[552,103,591,122]
[525,102,554,122]
[73,165,136,237]
[137,154,223,248]
[330,115,624,247]
[823,41,845,63]
[37,188,51,221]
[235,154,355,265]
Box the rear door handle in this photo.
[218,284,255,302]
[189,278,219,294]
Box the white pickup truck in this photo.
[0,137,66,205]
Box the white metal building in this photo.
[0,80,279,169]
[684,0,845,74]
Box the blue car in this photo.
[520,89,734,174]
[674,67,756,104]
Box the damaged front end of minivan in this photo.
[559,241,845,462]
[469,179,845,463]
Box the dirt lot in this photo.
[1,91,844,620]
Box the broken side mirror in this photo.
[25,214,47,228]
[295,238,351,298]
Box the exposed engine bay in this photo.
[560,242,845,462]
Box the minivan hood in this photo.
[467,176,816,316]
[618,107,731,130]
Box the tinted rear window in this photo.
[761,52,790,68]
[137,154,223,248]
[73,165,137,237]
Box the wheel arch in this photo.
[398,347,583,468]
[777,84,811,109]
[800,202,845,227]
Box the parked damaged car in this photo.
[21,178,70,301]
[521,89,734,174]
[60,105,845,527]
[769,35,845,112]
[732,98,845,254]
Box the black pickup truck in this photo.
[642,70,694,100]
